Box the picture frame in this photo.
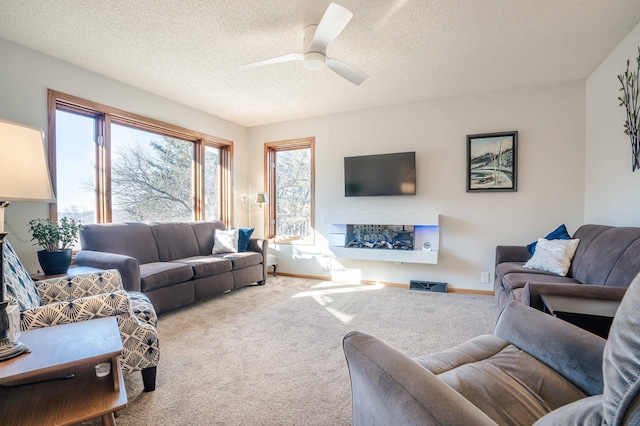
[466,131,518,192]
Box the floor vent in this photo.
[409,280,448,293]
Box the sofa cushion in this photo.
[502,272,579,292]
[140,262,194,292]
[496,262,552,284]
[80,222,160,264]
[570,225,640,286]
[415,335,587,425]
[173,256,233,278]
[219,251,263,270]
[148,222,200,261]
[534,395,604,425]
[189,220,227,255]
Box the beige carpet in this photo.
[85,276,499,425]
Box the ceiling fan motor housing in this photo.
[303,52,325,70]
[240,5,367,85]
[303,25,325,70]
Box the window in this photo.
[48,90,232,225]
[111,124,195,222]
[265,137,314,244]
[54,109,99,224]
[204,145,221,220]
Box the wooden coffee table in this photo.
[0,317,126,425]
[541,294,621,338]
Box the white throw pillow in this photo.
[524,238,580,276]
[212,229,239,254]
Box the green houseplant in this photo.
[28,217,83,275]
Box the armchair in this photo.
[3,239,159,392]
[343,272,640,425]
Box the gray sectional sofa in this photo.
[494,224,640,311]
[75,221,267,313]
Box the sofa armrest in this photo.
[494,301,605,396]
[248,239,269,285]
[75,250,141,292]
[343,331,498,426]
[35,270,124,305]
[21,290,130,330]
[523,282,627,311]
[247,238,268,255]
[495,245,531,265]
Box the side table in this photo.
[30,265,105,281]
[0,317,126,425]
[540,294,620,338]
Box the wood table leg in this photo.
[102,413,116,426]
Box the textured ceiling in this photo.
[1,1,639,127]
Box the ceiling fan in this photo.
[240,3,369,86]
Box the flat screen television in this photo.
[344,151,416,197]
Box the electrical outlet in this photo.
[481,272,490,283]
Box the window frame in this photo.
[47,89,233,225]
[264,137,315,244]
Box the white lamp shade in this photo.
[0,119,55,202]
[254,192,268,205]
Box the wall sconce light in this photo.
[241,188,268,226]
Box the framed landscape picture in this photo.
[466,131,518,192]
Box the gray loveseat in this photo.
[75,221,267,313]
[494,224,640,311]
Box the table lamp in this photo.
[0,118,56,361]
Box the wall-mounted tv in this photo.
[344,151,416,197]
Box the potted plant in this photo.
[27,217,83,275]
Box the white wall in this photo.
[0,38,248,272]
[585,22,640,225]
[248,81,586,291]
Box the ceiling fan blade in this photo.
[310,3,353,52]
[240,53,303,68]
[326,57,369,85]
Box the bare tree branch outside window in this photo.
[275,148,311,237]
[111,128,194,222]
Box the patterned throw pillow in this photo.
[524,238,580,276]
[3,238,41,311]
[212,229,239,254]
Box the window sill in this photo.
[270,236,314,246]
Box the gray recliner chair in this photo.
[343,272,640,425]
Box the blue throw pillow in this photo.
[233,227,254,252]
[527,224,571,255]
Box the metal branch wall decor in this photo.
[618,46,640,172]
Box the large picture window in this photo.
[48,90,232,225]
[265,137,314,244]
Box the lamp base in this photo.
[0,337,29,361]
